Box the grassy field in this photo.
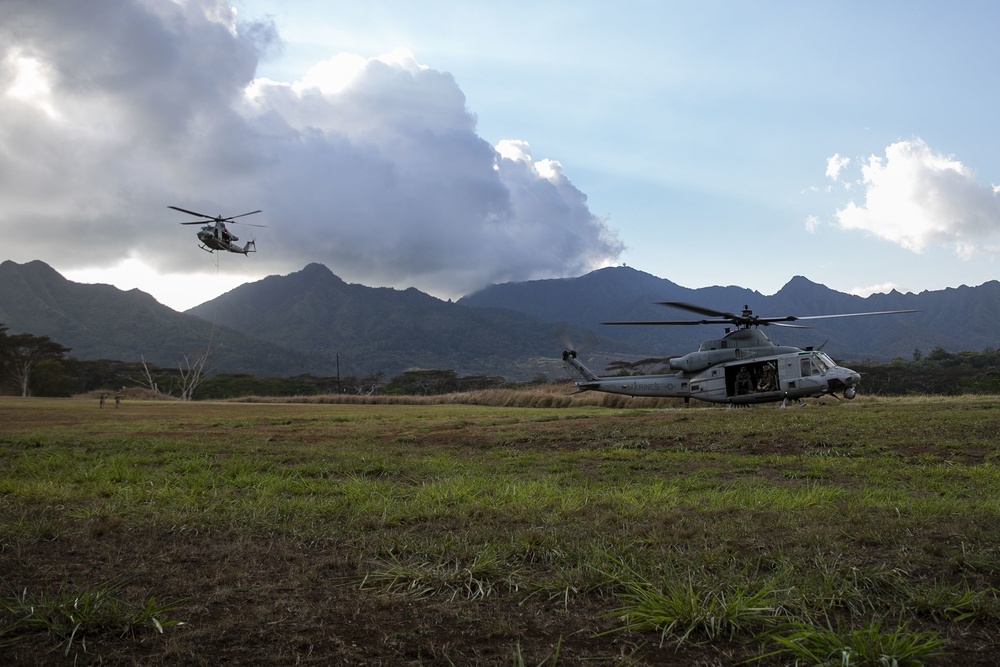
[1,391,999,665]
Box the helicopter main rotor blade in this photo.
[605,302,918,328]
[654,301,792,326]
[221,210,265,227]
[603,319,730,326]
[660,302,918,323]
[657,301,742,320]
[228,210,262,219]
[787,309,919,321]
[179,221,209,225]
[603,318,808,327]
[654,301,791,326]
[168,205,215,219]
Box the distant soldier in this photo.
[115,393,122,408]
[734,366,753,395]
[757,363,777,392]
[99,392,107,408]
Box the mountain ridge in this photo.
[0,259,319,376]
[457,267,1000,361]
[2,259,998,380]
[185,262,622,379]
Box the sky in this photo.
[3,0,1000,312]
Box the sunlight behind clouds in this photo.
[294,52,367,94]
[282,48,428,96]
[4,50,58,118]
[6,52,47,99]
[64,258,254,311]
[495,139,531,162]
[496,141,562,181]
[7,0,1000,306]
[0,2,621,303]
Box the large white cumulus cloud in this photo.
[831,139,1000,257]
[0,0,622,298]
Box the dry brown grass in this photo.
[228,381,688,409]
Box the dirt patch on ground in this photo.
[1,526,701,666]
[4,517,997,666]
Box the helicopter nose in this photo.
[827,368,861,394]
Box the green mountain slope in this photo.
[186,263,621,379]
[4,260,998,381]
[0,260,317,376]
[459,267,1000,362]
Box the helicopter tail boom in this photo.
[227,239,256,254]
[562,350,599,382]
[562,351,692,399]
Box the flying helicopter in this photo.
[562,302,917,407]
[168,205,265,254]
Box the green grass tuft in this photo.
[762,618,947,666]
[0,579,184,656]
[604,558,785,645]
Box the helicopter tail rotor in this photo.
[556,326,597,356]
[562,350,600,383]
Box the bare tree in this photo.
[126,353,209,400]
[135,355,162,394]
[176,351,211,401]
[341,371,385,396]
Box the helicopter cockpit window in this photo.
[814,352,836,372]
[801,353,834,377]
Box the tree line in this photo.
[194,369,510,399]
[849,346,1000,396]
[0,323,512,399]
[4,322,1000,399]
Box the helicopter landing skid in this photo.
[780,397,808,408]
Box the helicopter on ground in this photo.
[168,205,264,254]
[562,302,917,407]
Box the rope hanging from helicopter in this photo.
[204,249,220,359]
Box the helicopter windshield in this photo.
[813,352,836,372]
